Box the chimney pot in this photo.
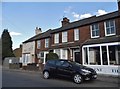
[61,17,70,27]
[35,27,42,35]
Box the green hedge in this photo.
[46,52,59,62]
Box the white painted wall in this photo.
[22,41,35,65]
[22,41,35,54]
[43,51,49,64]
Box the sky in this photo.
[1,0,118,49]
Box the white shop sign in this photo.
[85,65,120,76]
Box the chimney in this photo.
[35,27,42,35]
[118,0,120,11]
[61,17,70,27]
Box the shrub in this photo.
[46,52,59,61]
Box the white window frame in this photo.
[62,31,68,43]
[90,23,100,38]
[61,49,68,59]
[74,28,79,41]
[54,49,60,58]
[104,20,116,36]
[54,33,59,44]
[45,38,49,48]
[37,40,41,49]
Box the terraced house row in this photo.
[22,1,120,75]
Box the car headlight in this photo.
[81,69,91,75]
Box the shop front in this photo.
[82,42,120,75]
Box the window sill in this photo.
[91,36,100,39]
[105,34,116,37]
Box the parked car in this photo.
[43,59,97,84]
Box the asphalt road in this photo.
[2,68,119,87]
[0,66,2,89]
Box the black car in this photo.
[43,59,97,84]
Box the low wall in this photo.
[3,57,21,69]
[9,63,22,69]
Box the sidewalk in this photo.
[2,67,119,84]
[97,74,119,84]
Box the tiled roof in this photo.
[23,11,119,43]
[23,29,51,43]
[51,11,119,33]
[82,35,120,45]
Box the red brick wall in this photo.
[115,17,120,35]
[68,29,74,42]
[59,32,62,43]
[99,22,105,37]
[36,38,50,52]
[51,35,54,45]
[79,25,90,43]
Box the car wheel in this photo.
[43,71,50,79]
[73,74,83,84]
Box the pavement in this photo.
[2,67,119,84]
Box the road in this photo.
[2,68,119,87]
[0,66,2,89]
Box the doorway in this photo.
[74,52,80,63]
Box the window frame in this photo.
[37,40,41,49]
[45,38,49,48]
[54,33,59,44]
[104,20,116,36]
[62,31,68,43]
[90,23,100,38]
[74,28,79,41]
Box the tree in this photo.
[1,29,14,62]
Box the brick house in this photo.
[50,1,120,75]
[35,29,51,64]
[22,1,120,75]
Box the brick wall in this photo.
[51,16,119,47]
[68,29,74,42]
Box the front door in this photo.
[74,52,80,63]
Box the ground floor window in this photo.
[102,46,108,65]
[89,47,101,65]
[54,49,60,58]
[83,48,88,64]
[22,54,31,65]
[54,49,68,59]
[37,51,48,64]
[82,43,120,65]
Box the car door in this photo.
[47,60,56,75]
[56,60,74,77]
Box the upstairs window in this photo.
[62,31,67,43]
[91,23,99,38]
[37,40,41,49]
[105,20,116,36]
[74,29,79,41]
[54,33,59,44]
[45,38,49,48]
